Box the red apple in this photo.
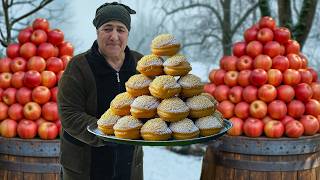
[56,71,64,82]
[253,54,272,71]
[212,69,226,85]
[6,43,20,59]
[238,70,251,87]
[232,42,246,57]
[307,68,318,82]
[267,69,282,86]
[59,41,74,57]
[23,102,41,120]
[250,100,268,119]
[236,55,253,71]
[294,83,313,102]
[30,29,47,45]
[27,56,46,72]
[268,100,287,120]
[259,16,276,30]
[217,100,234,119]
[23,70,41,88]
[214,85,230,102]
[0,57,12,73]
[17,119,37,139]
[263,116,274,124]
[272,55,289,72]
[42,102,59,121]
[300,115,319,136]
[47,29,64,45]
[299,53,308,69]
[38,122,59,140]
[32,18,50,31]
[219,56,238,71]
[50,87,58,102]
[228,86,243,103]
[204,83,216,96]
[283,69,301,86]
[234,101,250,119]
[16,87,32,105]
[287,54,302,69]
[224,71,238,87]
[258,84,277,103]
[0,119,17,138]
[10,57,27,72]
[19,42,37,60]
[274,27,291,44]
[264,120,284,138]
[242,85,258,103]
[18,27,33,44]
[208,69,217,83]
[60,55,71,69]
[277,85,295,103]
[246,41,263,58]
[286,40,300,54]
[35,118,46,128]
[227,117,244,136]
[298,69,313,84]
[2,88,17,105]
[250,68,268,86]
[311,82,320,101]
[281,115,295,126]
[257,28,274,44]
[287,100,305,119]
[305,99,320,117]
[31,86,51,104]
[0,72,12,89]
[244,27,258,42]
[8,103,23,121]
[54,119,61,136]
[46,57,64,73]
[263,41,281,58]
[279,45,286,55]
[37,42,56,59]
[285,120,304,138]
[41,71,57,88]
[243,117,264,137]
[0,102,9,120]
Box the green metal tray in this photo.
[87,120,232,146]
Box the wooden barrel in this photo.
[0,137,61,180]
[201,134,320,180]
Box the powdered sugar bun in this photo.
[195,115,223,136]
[110,92,135,116]
[149,75,181,99]
[97,109,121,135]
[130,95,160,119]
[141,118,172,141]
[169,118,200,140]
[186,95,215,118]
[125,74,152,97]
[113,115,143,139]
[151,34,181,56]
[157,97,189,122]
[163,54,191,76]
[137,54,164,76]
[178,74,204,97]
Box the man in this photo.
[58,2,143,180]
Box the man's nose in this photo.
[109,30,119,41]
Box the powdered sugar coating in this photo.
[113,115,143,130]
[151,34,179,48]
[195,115,223,130]
[163,54,189,67]
[150,75,180,89]
[178,74,203,88]
[186,95,215,110]
[158,97,189,113]
[141,118,172,134]
[131,95,160,110]
[125,74,152,89]
[97,109,121,126]
[169,118,199,133]
[110,92,135,108]
[138,55,163,67]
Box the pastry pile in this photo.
[97,34,224,141]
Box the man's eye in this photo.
[103,28,112,32]
[118,29,125,32]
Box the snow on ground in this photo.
[143,146,202,180]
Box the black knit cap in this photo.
[93,2,136,31]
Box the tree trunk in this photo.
[258,0,271,16]
[293,0,318,48]
[222,0,232,55]
[277,0,293,29]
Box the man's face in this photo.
[96,21,129,57]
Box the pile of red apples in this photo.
[205,16,320,138]
[0,18,73,140]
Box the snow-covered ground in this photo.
[143,146,203,180]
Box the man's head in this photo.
[93,2,136,58]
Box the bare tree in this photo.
[0,0,67,49]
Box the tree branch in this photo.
[258,0,271,16]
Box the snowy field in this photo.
[143,146,203,180]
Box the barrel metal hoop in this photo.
[214,154,320,171]
[216,134,320,155]
[0,159,61,173]
[0,137,60,157]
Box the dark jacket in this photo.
[57,42,143,180]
